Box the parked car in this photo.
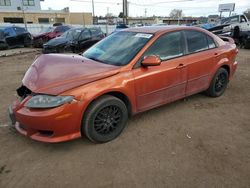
[33,25,71,48]
[43,27,105,53]
[208,14,250,48]
[9,26,238,143]
[209,14,250,34]
[0,26,32,50]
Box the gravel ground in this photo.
[0,49,249,188]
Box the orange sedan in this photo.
[9,26,238,143]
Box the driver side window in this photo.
[143,31,185,61]
[79,29,91,40]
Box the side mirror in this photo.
[141,55,161,67]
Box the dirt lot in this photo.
[0,49,249,188]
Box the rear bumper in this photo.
[9,99,83,143]
[230,61,238,80]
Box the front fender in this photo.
[62,71,137,117]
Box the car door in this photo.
[78,29,92,52]
[90,28,104,42]
[239,15,250,32]
[14,27,26,46]
[183,30,218,96]
[132,31,187,112]
[4,27,17,47]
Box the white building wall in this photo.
[0,0,41,11]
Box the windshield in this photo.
[83,31,153,66]
[40,27,54,33]
[61,29,82,40]
[220,16,239,25]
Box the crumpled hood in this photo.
[33,32,48,39]
[22,54,120,95]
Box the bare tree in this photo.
[169,9,184,18]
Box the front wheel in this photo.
[206,68,229,97]
[24,36,32,47]
[82,95,128,143]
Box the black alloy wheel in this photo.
[82,95,128,143]
[94,105,122,135]
[206,68,229,97]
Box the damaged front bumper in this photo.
[9,96,82,143]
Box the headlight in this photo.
[24,95,74,108]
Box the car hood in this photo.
[33,32,49,39]
[22,54,120,95]
[44,37,69,47]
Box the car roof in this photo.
[124,26,203,34]
[70,27,86,31]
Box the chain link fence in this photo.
[0,23,116,35]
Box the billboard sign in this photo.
[218,3,235,12]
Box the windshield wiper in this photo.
[85,56,120,66]
[87,56,106,64]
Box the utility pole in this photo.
[106,7,109,35]
[21,0,27,30]
[92,0,95,24]
[123,0,128,24]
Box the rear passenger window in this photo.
[144,31,184,61]
[90,28,102,36]
[185,30,208,53]
[207,35,216,49]
[14,27,26,35]
[79,29,91,40]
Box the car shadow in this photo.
[6,92,209,151]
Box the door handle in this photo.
[176,63,186,69]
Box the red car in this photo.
[9,26,238,143]
[33,25,71,47]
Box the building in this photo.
[0,0,93,25]
[207,15,220,23]
[0,0,41,11]
[127,17,158,25]
[162,17,199,25]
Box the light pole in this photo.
[92,0,95,24]
[21,0,27,30]
[106,7,109,35]
[123,0,128,24]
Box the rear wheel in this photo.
[206,68,229,97]
[82,95,128,143]
[0,42,8,50]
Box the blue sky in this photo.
[41,0,250,17]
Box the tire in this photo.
[232,26,240,39]
[206,68,229,97]
[24,36,32,47]
[244,39,250,49]
[56,46,65,53]
[82,95,128,143]
[0,42,8,50]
